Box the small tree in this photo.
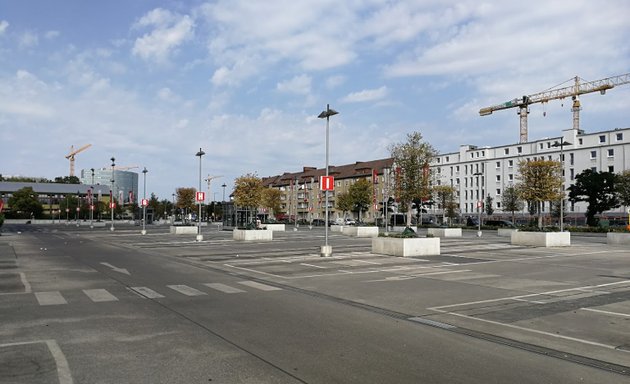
[484,195,494,216]
[501,186,524,224]
[516,160,562,229]
[261,188,282,219]
[616,170,630,208]
[232,174,264,225]
[389,132,438,228]
[433,185,456,226]
[348,178,372,222]
[335,192,354,220]
[568,169,619,227]
[8,187,43,219]
[176,188,196,222]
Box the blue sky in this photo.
[1,0,629,200]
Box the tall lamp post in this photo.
[382,166,391,231]
[473,171,483,237]
[141,167,148,235]
[171,193,176,224]
[317,104,339,257]
[552,140,571,231]
[90,168,95,229]
[110,157,115,232]
[195,148,205,242]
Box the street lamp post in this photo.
[141,167,148,235]
[90,168,95,229]
[195,148,205,242]
[110,157,115,232]
[171,193,176,224]
[552,140,571,231]
[382,166,391,231]
[221,183,226,202]
[473,171,483,237]
[318,104,339,257]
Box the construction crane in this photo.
[479,73,630,143]
[65,144,92,177]
[205,175,223,201]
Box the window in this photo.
[607,148,614,157]
[570,153,574,165]
[456,178,460,185]
[456,166,460,173]
[578,138,583,145]
[590,151,597,159]
[496,202,501,209]
[508,160,514,167]
[616,133,623,141]
[496,161,500,168]
[436,158,441,163]
[504,148,509,155]
[481,150,485,157]
[608,166,615,173]
[496,175,501,181]
[547,142,551,148]
[517,146,522,154]
[570,168,575,180]
[496,189,501,195]
[599,135,606,143]
[445,156,450,162]
[508,174,514,181]
[539,143,544,149]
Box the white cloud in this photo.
[341,86,388,103]
[132,8,194,63]
[0,20,8,35]
[18,31,38,48]
[45,30,60,39]
[325,75,345,89]
[276,74,311,95]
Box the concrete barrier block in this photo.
[372,237,440,257]
[511,231,570,247]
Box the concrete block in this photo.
[342,226,379,238]
[233,229,273,241]
[427,228,462,238]
[169,226,199,234]
[263,224,286,232]
[607,232,630,245]
[511,231,570,247]
[497,228,518,237]
[372,237,440,257]
[331,225,343,232]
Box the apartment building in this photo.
[262,126,630,223]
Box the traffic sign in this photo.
[196,191,205,202]
[320,176,334,191]
[141,199,149,207]
[109,202,116,209]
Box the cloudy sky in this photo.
[1,0,629,200]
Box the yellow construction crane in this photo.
[479,73,630,143]
[65,144,92,177]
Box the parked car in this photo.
[484,219,516,228]
[311,219,326,226]
[344,218,356,225]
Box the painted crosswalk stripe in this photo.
[167,285,207,296]
[130,287,165,299]
[83,289,118,302]
[238,281,282,291]
[203,283,245,294]
[35,291,67,306]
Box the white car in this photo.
[344,218,356,225]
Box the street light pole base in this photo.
[196,234,203,242]
[141,230,146,235]
[110,227,114,232]
[320,245,332,257]
[477,231,482,237]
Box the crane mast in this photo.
[479,73,630,143]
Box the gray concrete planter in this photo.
[170,226,199,234]
[331,225,344,232]
[511,231,570,247]
[427,228,462,238]
[233,229,273,241]
[372,236,440,257]
[342,226,379,238]
[607,232,630,245]
[497,228,518,237]
[263,224,286,232]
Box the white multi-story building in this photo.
[79,168,139,205]
[433,127,629,221]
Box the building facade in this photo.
[79,168,139,205]
[262,127,630,224]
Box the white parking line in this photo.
[83,289,118,302]
[20,272,32,293]
[130,287,165,299]
[35,291,67,306]
[300,263,326,269]
[0,340,74,384]
[580,308,630,318]
[238,281,282,291]
[167,285,207,296]
[203,283,245,294]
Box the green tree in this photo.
[348,178,372,222]
[232,174,264,225]
[335,192,354,219]
[516,160,563,229]
[176,187,196,220]
[433,185,457,225]
[54,176,81,184]
[616,170,630,208]
[8,187,43,219]
[484,195,494,216]
[568,169,619,227]
[389,132,438,227]
[261,188,282,219]
[501,186,524,224]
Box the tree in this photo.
[484,195,494,216]
[515,160,562,229]
[232,174,264,224]
[433,185,456,225]
[568,169,619,227]
[501,186,524,224]
[616,170,630,208]
[54,176,80,184]
[176,188,196,220]
[335,192,354,219]
[8,187,43,219]
[261,188,282,219]
[348,178,372,222]
[389,132,438,227]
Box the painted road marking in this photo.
[0,340,74,384]
[167,285,207,296]
[300,263,326,269]
[203,283,245,294]
[238,281,282,291]
[130,287,165,299]
[83,289,118,302]
[580,308,630,318]
[35,291,67,306]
